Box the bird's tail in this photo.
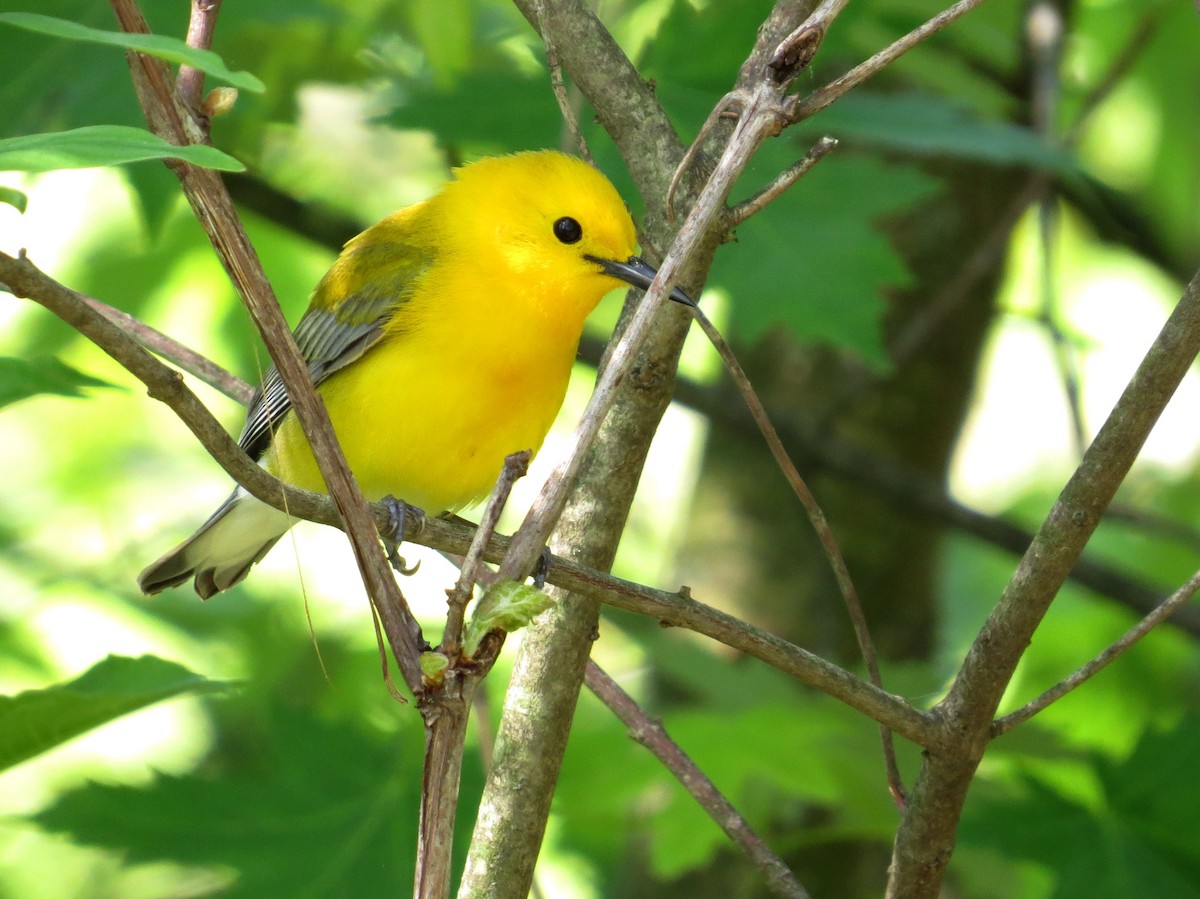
[138,490,293,599]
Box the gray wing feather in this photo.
[238,309,382,460]
[235,236,432,458]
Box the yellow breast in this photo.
[265,284,584,513]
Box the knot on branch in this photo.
[769,26,824,84]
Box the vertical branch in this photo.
[460,4,816,897]
[177,0,221,107]
[415,679,481,899]
[441,451,531,660]
[414,452,528,899]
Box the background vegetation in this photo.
[1,0,1198,896]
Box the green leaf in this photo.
[0,655,232,772]
[0,184,27,212]
[463,580,553,656]
[37,709,435,898]
[0,12,264,92]
[961,715,1200,898]
[389,70,564,154]
[0,356,117,409]
[1103,715,1200,873]
[800,91,1080,173]
[712,154,939,366]
[0,125,244,173]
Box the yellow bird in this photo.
[139,150,691,598]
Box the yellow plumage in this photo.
[139,151,684,599]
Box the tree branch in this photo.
[991,567,1200,736]
[725,135,838,228]
[107,0,427,695]
[177,0,221,108]
[460,4,822,896]
[83,294,254,405]
[584,661,812,899]
[687,303,905,804]
[787,0,994,123]
[888,266,1200,896]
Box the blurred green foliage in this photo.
[2,0,1199,896]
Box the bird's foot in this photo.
[532,546,553,589]
[381,495,425,576]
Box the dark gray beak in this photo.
[586,254,695,307]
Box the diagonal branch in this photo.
[889,266,1200,896]
[686,303,906,804]
[107,0,426,695]
[991,567,1200,736]
[787,0,994,123]
[584,661,812,899]
[725,135,838,228]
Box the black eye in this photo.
[553,216,583,244]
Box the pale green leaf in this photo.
[463,580,553,656]
[0,356,116,409]
[0,655,233,772]
[0,12,264,92]
[0,184,27,212]
[0,125,244,173]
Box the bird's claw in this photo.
[381,495,425,577]
[532,546,552,589]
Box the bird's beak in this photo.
[586,254,695,307]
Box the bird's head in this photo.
[440,151,692,326]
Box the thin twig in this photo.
[535,0,593,164]
[686,302,906,805]
[787,0,994,123]
[585,661,811,899]
[726,135,838,228]
[992,568,1200,736]
[82,295,253,404]
[441,451,531,659]
[177,0,221,108]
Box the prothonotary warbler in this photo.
[139,150,692,598]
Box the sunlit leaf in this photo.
[463,580,553,656]
[0,184,27,212]
[0,125,244,173]
[0,12,265,92]
[36,708,452,898]
[0,655,232,772]
[0,356,117,409]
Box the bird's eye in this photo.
[553,216,583,245]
